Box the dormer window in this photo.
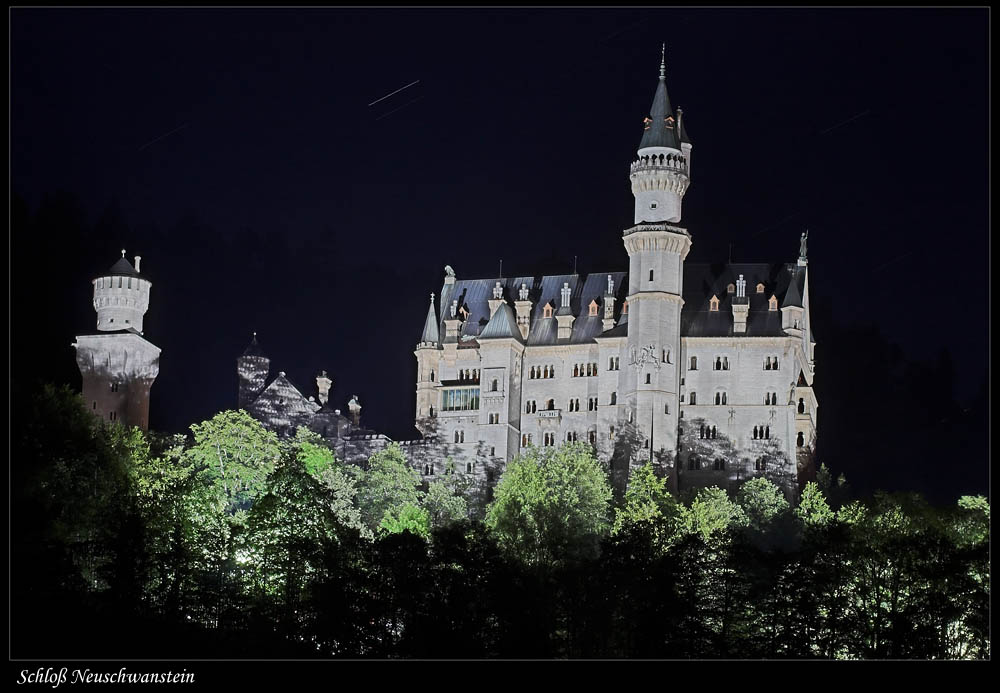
[727,283,735,294]
[543,302,553,318]
[709,295,720,312]
[757,283,765,294]
[650,202,657,210]
[589,300,599,317]
[769,295,778,311]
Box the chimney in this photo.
[488,281,505,317]
[514,282,532,340]
[602,274,617,332]
[443,299,462,340]
[134,256,142,273]
[732,274,749,334]
[347,395,362,426]
[555,282,576,339]
[316,370,333,405]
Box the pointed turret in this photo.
[638,44,680,150]
[238,332,270,410]
[419,293,440,346]
[629,44,691,224]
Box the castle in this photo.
[73,252,160,431]
[410,47,817,495]
[82,47,817,497]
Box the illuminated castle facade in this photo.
[411,48,818,494]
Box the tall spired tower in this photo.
[73,251,161,430]
[621,45,692,472]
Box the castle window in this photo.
[727,283,735,294]
[765,426,770,439]
[712,425,717,439]
[769,295,778,311]
[723,357,729,370]
[610,392,617,405]
[699,425,705,439]
[755,457,766,471]
[709,295,719,311]
[430,370,435,381]
[610,426,615,440]
[765,392,771,405]
[764,357,772,371]
[649,270,654,282]
[614,356,620,369]
[753,426,759,440]
[455,431,460,443]
[546,399,555,410]
[522,434,528,447]
[118,277,122,288]
[543,366,549,378]
[589,430,597,445]
[772,392,778,405]
[688,456,701,471]
[798,398,805,414]
[543,303,553,318]
[714,459,726,471]
[127,278,132,289]
[491,378,499,392]
[689,392,697,405]
[756,283,765,294]
[690,356,697,370]
[664,403,670,414]
[773,357,779,370]
[797,431,805,447]
[589,300,598,317]
[715,357,721,371]
[93,401,97,409]
[109,411,116,421]
[109,319,114,323]
[574,364,579,377]
[645,373,651,384]
[650,202,657,210]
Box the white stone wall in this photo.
[93,276,151,332]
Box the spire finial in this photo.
[121,248,126,258]
[660,43,666,80]
[430,292,435,302]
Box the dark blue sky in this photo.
[11,8,989,500]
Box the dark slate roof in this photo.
[429,272,628,346]
[107,256,140,277]
[638,76,680,150]
[431,263,804,344]
[677,108,691,144]
[681,262,801,337]
[420,297,440,343]
[781,267,805,308]
[479,302,522,341]
[242,335,268,358]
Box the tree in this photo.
[679,487,747,540]
[292,428,367,537]
[423,476,469,531]
[796,481,834,527]
[485,442,612,570]
[379,503,431,539]
[612,462,680,550]
[354,443,423,532]
[184,410,281,515]
[737,477,791,535]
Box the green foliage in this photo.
[379,503,431,539]
[680,486,747,540]
[737,477,791,534]
[355,443,423,532]
[292,427,337,477]
[184,410,281,515]
[423,479,469,531]
[485,442,612,569]
[796,481,834,527]
[612,462,680,549]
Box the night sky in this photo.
[11,8,989,502]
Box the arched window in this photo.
[715,357,722,371]
[547,399,555,410]
[430,370,435,381]
[610,392,617,405]
[460,431,465,443]
[756,283,765,294]
[467,462,474,473]
[543,303,553,318]
[699,425,705,439]
[649,269,654,282]
[688,456,701,471]
[574,364,579,377]
[715,392,721,405]
[455,431,460,443]
[690,356,698,370]
[765,426,770,440]
[798,398,805,414]
[797,431,805,447]
[764,357,771,371]
[709,295,719,311]
[753,426,759,440]
[712,425,717,439]
[722,393,727,405]
[645,373,651,384]
[764,393,771,405]
[689,392,697,405]
[664,403,670,414]
[714,459,726,471]
[772,392,778,405]
[773,357,779,370]
[723,357,729,370]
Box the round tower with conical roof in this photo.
[237,333,271,410]
[93,250,153,333]
[629,44,691,224]
[620,46,693,482]
[73,251,161,430]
